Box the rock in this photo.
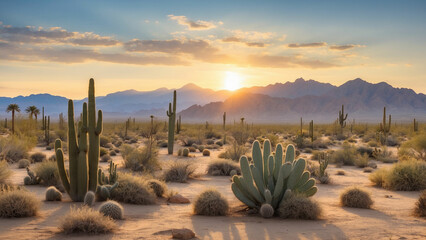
[172,228,195,239]
[168,194,190,204]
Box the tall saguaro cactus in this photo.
[380,107,391,145]
[223,112,227,144]
[309,120,314,142]
[414,118,419,132]
[166,90,177,154]
[55,78,103,202]
[338,105,348,134]
[176,115,181,134]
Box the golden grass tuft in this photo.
[59,206,116,234]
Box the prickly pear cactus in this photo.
[231,140,317,216]
[99,200,123,219]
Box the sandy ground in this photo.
[1,143,425,240]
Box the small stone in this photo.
[168,194,190,204]
[172,228,195,239]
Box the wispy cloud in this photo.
[287,42,327,48]
[329,44,362,50]
[222,36,265,47]
[246,54,337,69]
[167,15,218,30]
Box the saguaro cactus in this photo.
[379,107,391,145]
[309,120,314,142]
[300,117,303,136]
[166,90,177,154]
[176,115,181,134]
[414,118,419,132]
[44,116,50,145]
[42,107,45,130]
[339,105,348,134]
[223,112,227,144]
[55,78,103,202]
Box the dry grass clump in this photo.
[18,159,30,168]
[0,189,40,217]
[121,144,159,172]
[336,170,346,175]
[354,153,369,168]
[369,160,426,191]
[0,160,12,184]
[340,187,373,209]
[414,190,426,218]
[163,161,196,183]
[59,206,116,234]
[0,136,32,162]
[207,159,241,176]
[221,141,247,161]
[147,179,167,197]
[34,160,60,186]
[193,188,228,216]
[399,134,426,161]
[30,152,46,162]
[278,195,322,220]
[330,143,358,166]
[110,173,156,205]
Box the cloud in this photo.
[168,15,217,30]
[222,36,265,47]
[287,42,327,48]
[246,54,337,69]
[329,44,362,50]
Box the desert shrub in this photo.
[266,134,279,147]
[30,152,46,163]
[363,167,374,173]
[100,154,111,163]
[99,147,108,157]
[158,141,168,148]
[340,187,373,209]
[357,146,373,157]
[306,160,319,177]
[231,129,249,145]
[206,139,215,145]
[312,139,329,149]
[215,141,223,147]
[368,140,379,147]
[0,161,12,184]
[109,150,117,156]
[100,136,111,148]
[188,147,197,152]
[223,141,247,161]
[0,189,40,217]
[193,189,228,216]
[205,129,221,139]
[373,147,397,163]
[59,206,116,234]
[354,153,369,168]
[18,159,30,168]
[202,149,210,156]
[110,173,156,205]
[48,154,56,161]
[414,191,426,218]
[0,136,31,162]
[147,179,167,197]
[163,161,195,183]
[121,144,159,172]
[34,160,60,186]
[374,160,426,191]
[99,200,124,220]
[399,134,426,161]
[330,143,358,166]
[182,138,198,147]
[336,170,345,175]
[207,159,240,176]
[218,152,227,159]
[278,195,322,220]
[197,145,205,152]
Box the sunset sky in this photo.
[1,0,425,98]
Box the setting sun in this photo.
[224,71,243,91]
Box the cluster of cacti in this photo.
[98,161,118,185]
[84,191,96,206]
[99,200,124,219]
[339,105,348,134]
[309,120,314,142]
[24,167,40,185]
[96,182,119,201]
[379,107,391,145]
[55,78,103,202]
[44,115,50,145]
[176,115,181,134]
[231,140,317,218]
[45,186,62,201]
[414,118,419,132]
[223,112,227,144]
[166,90,177,154]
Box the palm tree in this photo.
[25,106,40,120]
[6,104,20,134]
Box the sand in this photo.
[0,144,425,240]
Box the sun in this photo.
[224,71,243,91]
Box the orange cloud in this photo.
[167,15,217,30]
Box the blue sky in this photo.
[0,0,425,97]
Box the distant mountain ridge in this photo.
[0,78,425,122]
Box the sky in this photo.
[0,0,425,98]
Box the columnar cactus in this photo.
[309,120,314,142]
[339,105,348,134]
[379,107,391,145]
[44,116,50,145]
[176,115,181,134]
[166,90,177,154]
[96,182,118,201]
[414,118,419,132]
[98,161,118,185]
[231,140,317,213]
[300,117,303,136]
[42,107,45,130]
[55,78,103,202]
[318,152,329,178]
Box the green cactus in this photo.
[318,152,329,178]
[166,90,177,154]
[379,107,391,145]
[44,116,50,145]
[84,191,96,206]
[96,182,119,201]
[42,107,44,130]
[231,140,317,214]
[182,148,189,157]
[309,120,314,143]
[414,118,419,132]
[99,200,123,219]
[45,186,62,201]
[260,203,274,218]
[300,117,303,136]
[339,105,348,134]
[176,115,181,134]
[55,78,103,202]
[98,161,118,185]
[24,167,39,185]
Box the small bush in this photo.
[363,167,374,173]
[369,167,388,187]
[354,153,369,168]
[278,195,322,220]
[0,161,12,184]
[34,160,60,186]
[193,189,228,216]
[109,150,117,156]
[147,179,167,197]
[414,191,426,218]
[202,149,210,156]
[0,189,40,217]
[336,170,345,175]
[30,152,46,163]
[331,143,358,166]
[163,161,195,183]
[110,173,156,205]
[207,159,240,176]
[100,147,108,157]
[100,154,111,163]
[340,187,373,209]
[0,136,31,162]
[100,136,111,148]
[223,141,247,161]
[59,206,116,234]
[188,147,197,152]
[121,144,159,172]
[18,159,30,168]
[399,134,426,161]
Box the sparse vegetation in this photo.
[330,143,358,166]
[163,161,195,183]
[34,160,60,186]
[147,179,167,197]
[193,189,228,216]
[278,195,322,220]
[18,159,30,168]
[30,152,46,162]
[59,206,116,234]
[0,189,40,217]
[121,144,159,172]
[340,187,373,209]
[0,161,12,184]
[110,173,156,205]
[207,159,240,176]
[414,191,426,218]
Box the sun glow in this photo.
[224,71,243,91]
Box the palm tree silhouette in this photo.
[25,106,40,120]
[6,104,20,134]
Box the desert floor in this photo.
[0,144,425,240]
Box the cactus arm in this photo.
[240,156,263,203]
[88,79,101,192]
[233,175,257,203]
[274,144,283,180]
[232,183,257,208]
[263,140,271,183]
[285,144,295,164]
[297,178,316,193]
[294,171,310,189]
[264,189,272,205]
[287,158,306,189]
[66,99,80,201]
[271,164,287,208]
[251,165,265,198]
[55,145,70,193]
[304,186,318,197]
[252,140,263,181]
[95,110,103,135]
[77,103,89,201]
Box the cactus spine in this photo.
[414,118,419,132]
[55,78,103,202]
[379,107,391,145]
[223,112,227,144]
[166,90,176,154]
[339,105,348,134]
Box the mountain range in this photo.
[1,78,425,123]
